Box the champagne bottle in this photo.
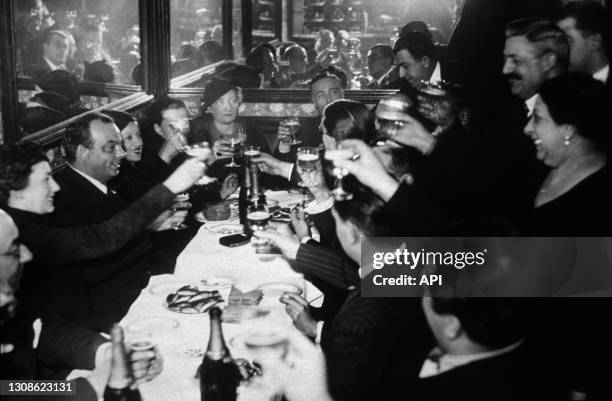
[248,160,266,207]
[200,307,240,401]
[238,164,251,227]
[104,324,142,401]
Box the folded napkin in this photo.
[223,286,263,323]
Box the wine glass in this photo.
[183,142,212,185]
[223,126,247,168]
[281,118,302,146]
[169,118,190,150]
[296,146,320,204]
[324,147,354,201]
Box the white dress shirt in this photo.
[419,340,524,378]
[525,94,538,117]
[593,64,609,83]
[44,57,66,71]
[430,62,442,83]
[69,166,109,195]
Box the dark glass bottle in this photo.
[103,324,142,401]
[200,307,241,401]
[248,160,266,208]
[238,164,251,227]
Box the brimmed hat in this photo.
[202,77,238,110]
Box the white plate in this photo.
[125,316,179,334]
[205,223,244,236]
[256,282,303,297]
[149,280,194,296]
[201,276,234,289]
[194,211,239,224]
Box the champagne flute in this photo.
[324,147,355,201]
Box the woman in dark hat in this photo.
[190,77,246,158]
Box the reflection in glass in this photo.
[170,0,225,77]
[15,0,141,85]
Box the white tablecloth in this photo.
[119,223,321,401]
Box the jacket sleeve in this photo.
[294,243,359,290]
[19,184,175,265]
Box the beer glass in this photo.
[247,203,271,250]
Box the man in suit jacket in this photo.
[0,141,204,332]
[557,1,609,85]
[0,211,163,399]
[26,30,72,81]
[365,44,395,89]
[48,113,191,332]
[252,67,345,187]
[263,180,433,401]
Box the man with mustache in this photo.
[502,18,569,116]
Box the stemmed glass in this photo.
[183,141,213,185]
[324,146,354,201]
[223,126,247,168]
[281,118,302,146]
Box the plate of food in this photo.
[164,285,223,314]
[205,222,244,236]
[149,279,196,296]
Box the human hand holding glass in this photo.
[324,146,355,201]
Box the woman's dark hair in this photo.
[197,40,226,66]
[0,142,48,207]
[333,179,392,237]
[538,72,608,153]
[322,100,376,144]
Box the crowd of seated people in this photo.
[2,1,611,400]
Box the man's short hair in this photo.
[393,31,437,62]
[505,18,570,69]
[369,44,394,59]
[558,0,608,51]
[0,142,48,207]
[143,97,186,128]
[43,29,70,44]
[64,113,114,163]
[310,65,348,90]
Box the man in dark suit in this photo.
[365,44,395,89]
[0,211,162,400]
[252,67,346,186]
[26,29,72,81]
[416,296,567,400]
[259,180,433,401]
[48,113,185,332]
[557,1,608,85]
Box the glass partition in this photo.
[252,0,282,48]
[170,0,226,77]
[15,0,141,85]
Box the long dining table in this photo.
[118,191,322,401]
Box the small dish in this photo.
[256,282,303,297]
[194,211,239,224]
[149,280,193,296]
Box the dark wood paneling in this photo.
[139,0,171,97]
[0,0,19,144]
